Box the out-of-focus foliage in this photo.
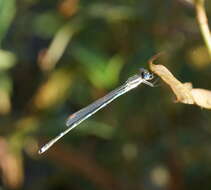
[0,0,16,45]
[0,0,211,190]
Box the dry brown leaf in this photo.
[191,88,211,109]
[148,54,211,109]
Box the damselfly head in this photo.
[139,68,154,81]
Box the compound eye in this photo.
[140,69,153,80]
[147,73,154,80]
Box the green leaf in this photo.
[0,50,16,70]
[73,46,124,88]
[0,0,16,45]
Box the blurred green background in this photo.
[0,0,211,189]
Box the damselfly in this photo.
[39,68,155,154]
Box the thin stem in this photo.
[195,0,211,58]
